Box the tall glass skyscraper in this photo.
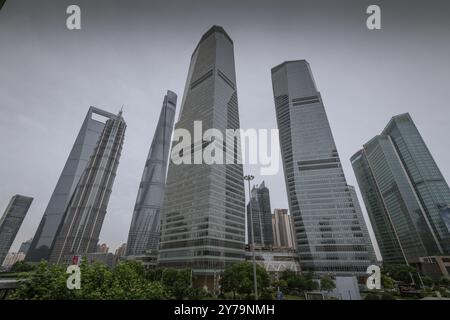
[26,107,118,263]
[351,113,450,265]
[125,91,177,257]
[0,195,33,265]
[247,181,274,247]
[271,60,375,277]
[49,110,126,264]
[158,26,246,283]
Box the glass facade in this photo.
[158,26,246,275]
[352,114,450,265]
[271,60,375,276]
[26,107,117,263]
[247,181,274,247]
[49,111,126,264]
[0,195,33,265]
[125,91,177,256]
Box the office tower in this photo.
[2,252,26,269]
[19,238,33,255]
[49,110,126,264]
[125,91,177,257]
[272,209,296,249]
[0,195,33,265]
[271,60,375,277]
[115,243,127,258]
[98,243,109,253]
[351,113,450,265]
[247,181,274,247]
[158,26,246,283]
[26,107,118,263]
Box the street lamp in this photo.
[244,174,258,300]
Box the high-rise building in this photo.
[19,238,33,255]
[271,60,375,277]
[26,107,118,263]
[125,91,177,257]
[0,195,33,265]
[158,26,246,284]
[272,209,296,249]
[351,113,450,265]
[98,243,109,253]
[247,181,273,247]
[115,243,127,258]
[1,252,26,269]
[49,110,126,264]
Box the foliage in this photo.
[9,261,37,273]
[364,293,379,300]
[279,270,318,294]
[381,274,395,290]
[382,265,416,284]
[220,262,270,298]
[380,292,396,300]
[421,276,434,288]
[319,276,335,293]
[10,260,168,300]
[439,276,450,287]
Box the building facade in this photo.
[271,60,375,277]
[0,195,33,265]
[19,238,33,255]
[272,209,296,249]
[158,26,246,282]
[125,91,177,257]
[247,181,274,247]
[351,113,450,265]
[49,110,126,264]
[26,107,118,263]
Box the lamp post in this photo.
[244,174,258,300]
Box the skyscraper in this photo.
[49,110,126,264]
[26,107,118,263]
[272,209,296,249]
[0,195,33,265]
[125,91,177,257]
[271,60,375,277]
[247,181,274,247]
[351,113,450,265]
[19,238,33,255]
[158,26,246,284]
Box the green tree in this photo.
[421,276,434,288]
[383,265,416,284]
[381,274,395,290]
[220,262,270,299]
[320,276,336,294]
[9,261,36,273]
[439,276,450,287]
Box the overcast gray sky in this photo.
[1,0,449,258]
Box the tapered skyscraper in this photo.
[49,110,126,264]
[0,195,33,265]
[271,60,375,277]
[247,181,274,247]
[125,91,177,257]
[158,26,246,283]
[351,113,450,265]
[26,107,118,263]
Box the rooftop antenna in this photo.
[119,105,124,116]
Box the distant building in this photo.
[26,107,120,263]
[0,195,33,265]
[272,209,296,249]
[247,181,274,247]
[49,110,126,264]
[271,60,374,277]
[419,256,450,281]
[351,113,450,265]
[63,252,117,269]
[2,252,26,270]
[125,91,177,257]
[19,238,33,255]
[115,243,127,258]
[98,243,109,254]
